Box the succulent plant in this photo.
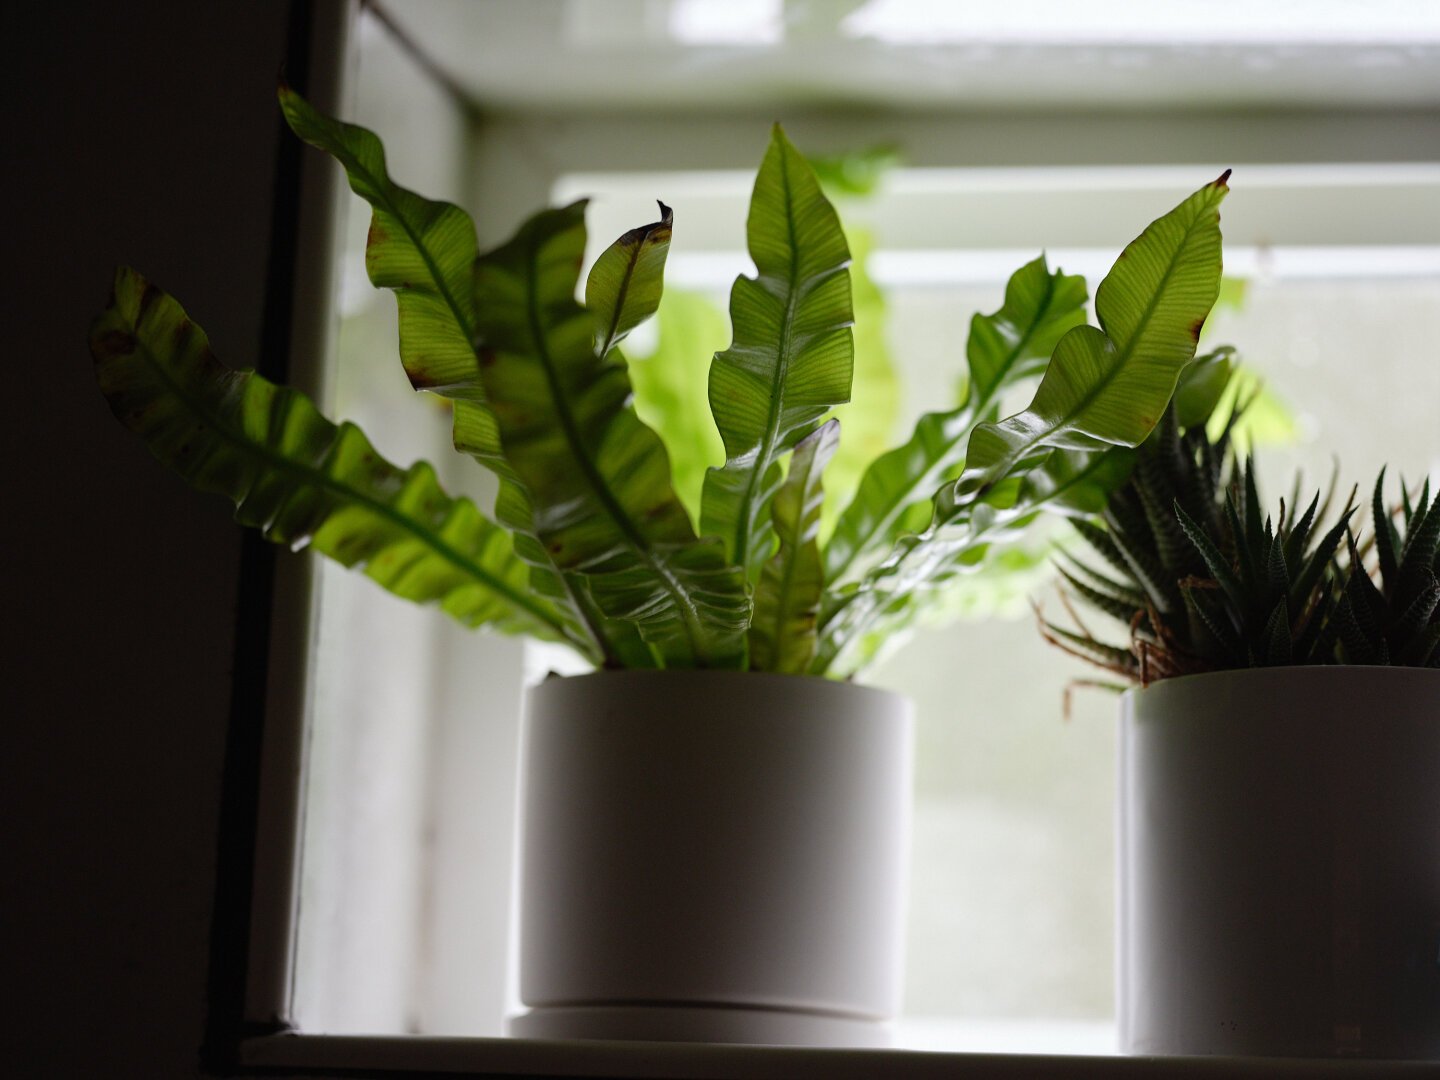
[1040,364,1363,683]
[1045,385,1440,680]
[1168,460,1354,674]
[1333,471,1440,667]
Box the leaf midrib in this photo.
[324,135,477,354]
[596,242,640,360]
[976,206,1211,487]
[761,457,822,669]
[735,148,803,571]
[815,447,1129,669]
[521,248,710,661]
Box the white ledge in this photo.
[239,1033,1440,1079]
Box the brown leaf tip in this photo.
[1212,168,1232,189]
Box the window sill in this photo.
[239,1033,1438,1079]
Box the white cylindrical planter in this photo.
[507,670,913,1046]
[1119,666,1440,1059]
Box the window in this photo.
[244,0,1440,1066]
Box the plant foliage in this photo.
[92,87,1231,678]
[1334,471,1440,667]
[1045,394,1440,680]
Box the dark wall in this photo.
[4,3,294,1075]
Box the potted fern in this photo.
[91,85,1229,1045]
[1044,386,1440,1059]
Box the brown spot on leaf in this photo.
[97,329,136,356]
[1190,317,1206,342]
[368,221,388,247]
[138,282,162,321]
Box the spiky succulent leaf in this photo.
[91,268,574,649]
[1292,589,1339,663]
[1265,525,1290,597]
[1397,496,1440,601]
[1133,453,1189,580]
[1055,563,1144,624]
[1286,511,1352,617]
[1241,461,1266,572]
[1058,552,1152,612]
[1071,516,1136,584]
[1394,572,1440,649]
[1175,498,1244,610]
[1042,621,1140,674]
[1352,472,1440,666]
[701,125,855,582]
[1223,497,1258,596]
[1372,467,1401,587]
[1334,591,1383,665]
[1283,492,1321,574]
[1346,532,1389,638]
[1181,583,1246,664]
[474,202,749,668]
[1404,621,1440,668]
[1262,599,1292,666]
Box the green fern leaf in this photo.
[702,125,855,582]
[91,268,574,648]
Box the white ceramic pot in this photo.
[506,669,913,1046]
[1119,666,1440,1058]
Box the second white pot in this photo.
[1119,666,1440,1059]
[506,669,913,1046]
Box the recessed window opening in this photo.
[279,0,1440,1056]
